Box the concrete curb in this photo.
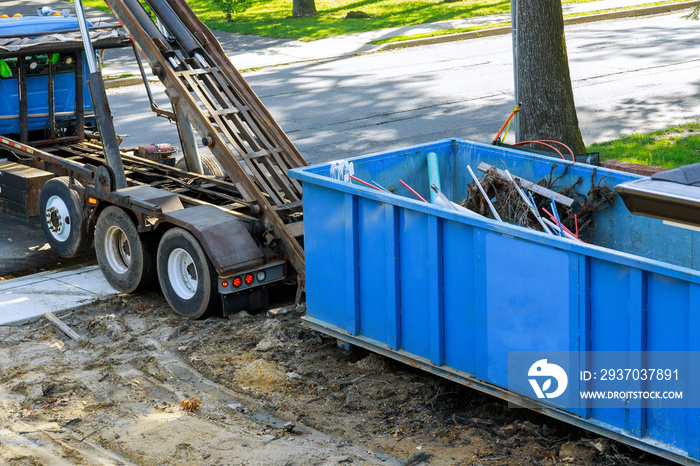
[103,76,159,89]
[104,76,141,89]
[376,1,697,51]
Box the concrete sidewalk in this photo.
[101,0,697,77]
[0,264,118,325]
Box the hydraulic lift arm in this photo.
[104,0,306,280]
[74,0,128,189]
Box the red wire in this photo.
[514,141,565,160]
[574,213,579,239]
[349,175,382,191]
[541,207,583,241]
[399,179,428,203]
[534,140,576,161]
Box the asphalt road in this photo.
[108,11,700,165]
[1,11,699,274]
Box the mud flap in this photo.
[222,287,269,316]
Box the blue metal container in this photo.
[0,16,93,135]
[290,138,700,465]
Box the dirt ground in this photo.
[0,290,671,466]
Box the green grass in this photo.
[588,123,700,169]
[371,0,690,45]
[78,0,602,41]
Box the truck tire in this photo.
[39,177,92,258]
[95,206,156,293]
[157,227,220,318]
[175,154,224,177]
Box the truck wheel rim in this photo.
[45,195,71,242]
[104,226,131,274]
[168,248,197,300]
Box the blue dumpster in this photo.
[0,16,94,135]
[290,138,700,465]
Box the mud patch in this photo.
[0,292,670,465]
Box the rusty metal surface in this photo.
[0,161,54,217]
[0,136,95,181]
[114,185,184,214]
[167,0,307,171]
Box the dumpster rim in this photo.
[290,138,700,285]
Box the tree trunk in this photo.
[293,0,317,17]
[516,0,586,154]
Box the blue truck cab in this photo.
[0,12,94,137]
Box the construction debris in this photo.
[44,312,84,341]
[458,163,615,241]
[180,397,202,412]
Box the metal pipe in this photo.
[75,52,85,139]
[87,73,127,189]
[0,111,96,121]
[131,41,156,103]
[74,0,98,73]
[18,56,28,144]
[503,168,552,234]
[48,59,56,139]
[173,101,204,174]
[122,0,180,70]
[75,0,128,189]
[144,0,208,67]
[467,165,502,222]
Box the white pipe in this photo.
[467,165,502,222]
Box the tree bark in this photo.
[293,0,317,17]
[516,0,586,154]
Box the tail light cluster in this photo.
[221,271,266,289]
[218,261,285,294]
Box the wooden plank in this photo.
[477,162,575,207]
[44,312,84,340]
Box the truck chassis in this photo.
[0,2,306,318]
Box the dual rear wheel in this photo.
[38,180,246,318]
[156,227,220,318]
[95,206,156,294]
[94,207,219,318]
